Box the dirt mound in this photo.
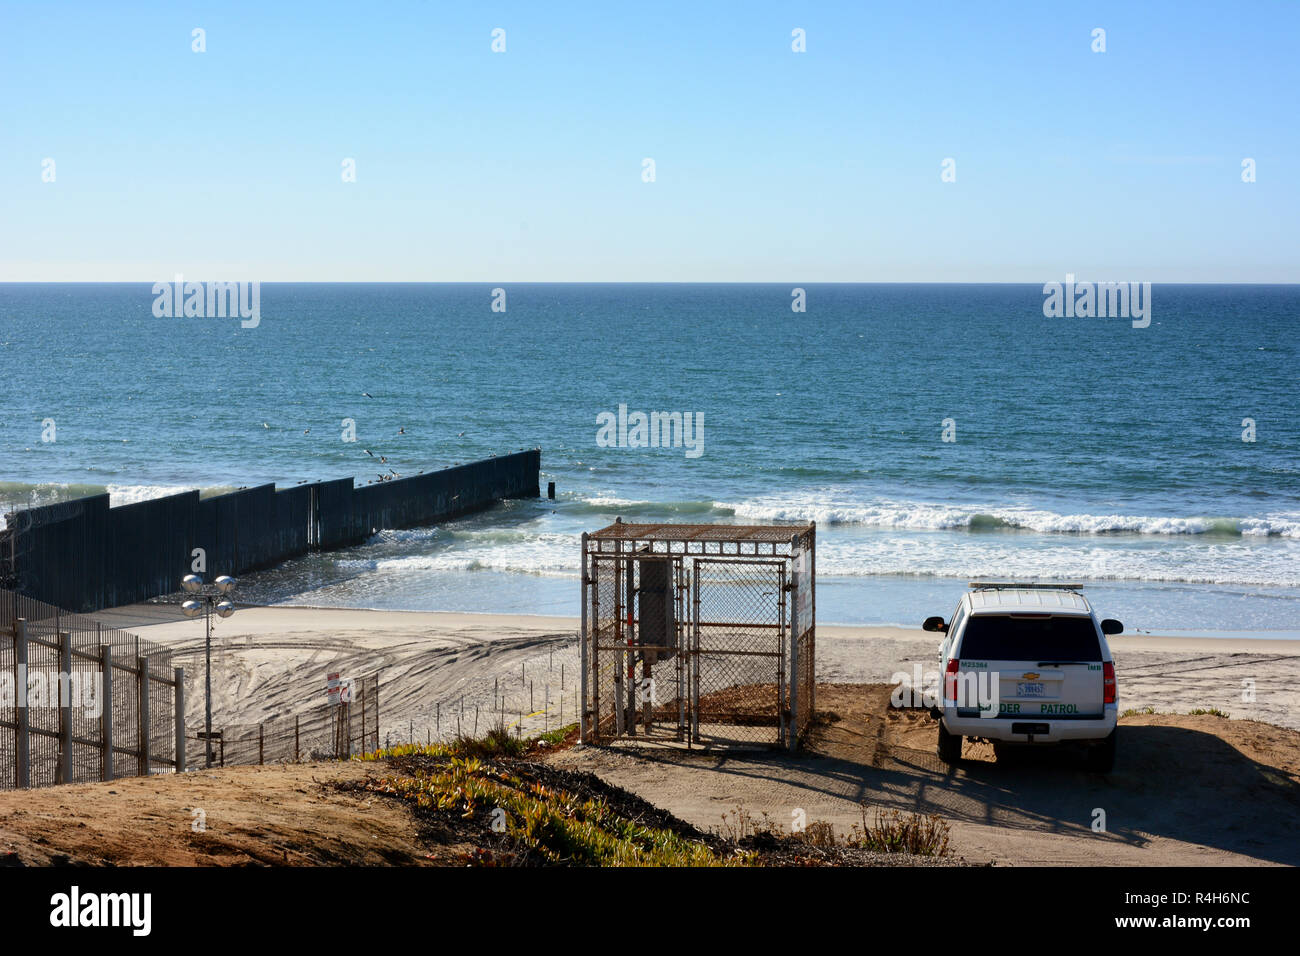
[0,762,430,867]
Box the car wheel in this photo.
[937,721,962,765]
[1085,730,1116,773]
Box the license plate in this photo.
[1016,682,1046,697]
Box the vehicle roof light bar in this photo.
[968,581,1085,590]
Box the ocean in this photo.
[2,282,1297,636]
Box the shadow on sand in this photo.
[631,724,1300,865]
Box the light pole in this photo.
[181,573,237,769]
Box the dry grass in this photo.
[716,802,952,857]
[848,806,952,857]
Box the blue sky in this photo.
[1,0,1296,281]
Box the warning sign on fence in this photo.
[327,673,355,706]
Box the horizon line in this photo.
[2,279,1299,286]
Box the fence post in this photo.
[789,586,799,753]
[137,656,150,776]
[258,723,264,765]
[173,666,185,773]
[59,630,72,785]
[294,715,300,762]
[101,646,114,781]
[15,619,29,788]
[579,533,588,742]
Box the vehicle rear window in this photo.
[958,615,1102,662]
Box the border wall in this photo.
[0,450,540,613]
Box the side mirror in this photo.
[923,616,948,633]
[1101,619,1123,635]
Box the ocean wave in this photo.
[721,497,1300,538]
[0,481,241,529]
[575,496,728,518]
[339,553,575,577]
[552,492,1300,538]
[332,517,1300,588]
[369,526,442,544]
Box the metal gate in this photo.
[585,553,687,741]
[691,559,787,746]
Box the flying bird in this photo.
[362,392,373,398]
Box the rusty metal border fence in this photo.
[581,521,815,751]
[0,588,183,790]
[0,450,541,614]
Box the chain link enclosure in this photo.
[581,521,815,750]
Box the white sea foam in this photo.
[575,491,1300,537]
[720,496,1300,538]
[106,483,211,506]
[328,508,1300,588]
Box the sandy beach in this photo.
[92,603,1300,741]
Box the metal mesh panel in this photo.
[797,629,814,738]
[110,656,141,780]
[586,555,622,739]
[0,625,13,788]
[147,654,175,772]
[68,642,102,784]
[692,559,786,746]
[24,629,61,787]
[584,554,689,742]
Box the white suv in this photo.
[923,582,1122,772]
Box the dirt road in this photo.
[548,684,1300,866]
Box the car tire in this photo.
[1085,730,1116,773]
[937,721,962,765]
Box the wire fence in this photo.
[0,588,181,790]
[192,672,380,768]
[194,635,586,763]
[389,641,584,749]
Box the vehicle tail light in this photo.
[945,658,960,702]
[1103,661,1116,704]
